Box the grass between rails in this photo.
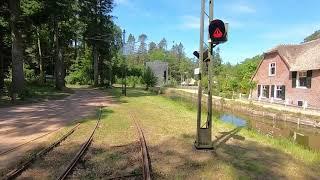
[8,87,319,179]
[73,87,320,179]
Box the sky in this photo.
[113,0,320,64]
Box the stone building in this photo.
[145,61,169,86]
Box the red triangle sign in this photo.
[213,28,223,38]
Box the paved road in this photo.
[0,89,114,171]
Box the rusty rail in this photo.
[4,123,81,180]
[57,106,103,180]
[131,114,152,180]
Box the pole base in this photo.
[194,141,214,150]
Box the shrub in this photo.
[142,67,157,90]
[127,76,142,88]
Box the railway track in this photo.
[3,106,103,180]
[3,107,152,180]
[0,127,63,156]
[57,106,102,180]
[131,114,152,180]
[4,123,81,180]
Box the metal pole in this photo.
[196,0,205,146]
[122,29,127,96]
[207,0,214,129]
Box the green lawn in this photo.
[9,87,320,179]
[74,87,320,179]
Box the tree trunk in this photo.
[109,62,112,88]
[53,17,65,90]
[9,0,25,99]
[0,54,4,95]
[36,27,45,84]
[74,38,78,61]
[93,45,98,86]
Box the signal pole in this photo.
[195,0,214,149]
[122,29,127,96]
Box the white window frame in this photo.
[275,85,283,100]
[261,85,268,98]
[269,62,276,76]
[297,71,307,88]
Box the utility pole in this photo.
[122,29,127,96]
[195,0,214,149]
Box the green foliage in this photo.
[215,55,262,97]
[304,30,320,42]
[142,67,157,90]
[66,49,93,85]
[127,76,142,88]
[166,78,178,87]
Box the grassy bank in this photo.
[0,83,73,107]
[8,87,319,179]
[77,88,320,179]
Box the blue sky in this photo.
[113,0,320,64]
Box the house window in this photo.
[262,85,269,98]
[269,63,276,76]
[297,71,307,87]
[298,101,304,107]
[276,85,285,100]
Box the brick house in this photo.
[251,39,320,108]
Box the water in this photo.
[218,110,320,151]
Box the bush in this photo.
[166,78,178,87]
[127,76,142,88]
[24,66,38,83]
[142,67,157,90]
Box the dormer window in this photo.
[269,62,276,76]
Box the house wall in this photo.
[252,52,320,108]
[252,52,290,98]
[287,69,320,108]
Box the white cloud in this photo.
[114,0,129,5]
[261,23,320,42]
[229,2,256,14]
[179,15,210,30]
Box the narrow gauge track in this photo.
[4,123,81,180]
[4,106,103,180]
[131,114,152,180]
[57,106,103,180]
[0,127,63,156]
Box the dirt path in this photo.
[0,88,113,171]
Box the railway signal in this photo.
[194,0,228,149]
[209,19,228,44]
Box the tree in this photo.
[158,38,167,50]
[142,66,157,90]
[148,41,157,52]
[137,34,147,63]
[8,0,25,98]
[126,33,135,55]
[304,30,320,42]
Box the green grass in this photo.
[78,87,319,179]
[8,87,319,179]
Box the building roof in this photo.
[265,38,320,71]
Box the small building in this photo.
[145,61,169,86]
[251,39,320,108]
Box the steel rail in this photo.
[0,127,63,156]
[57,106,103,180]
[131,114,152,180]
[4,123,81,180]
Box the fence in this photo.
[163,88,320,129]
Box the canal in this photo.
[165,89,320,151]
[216,109,320,151]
